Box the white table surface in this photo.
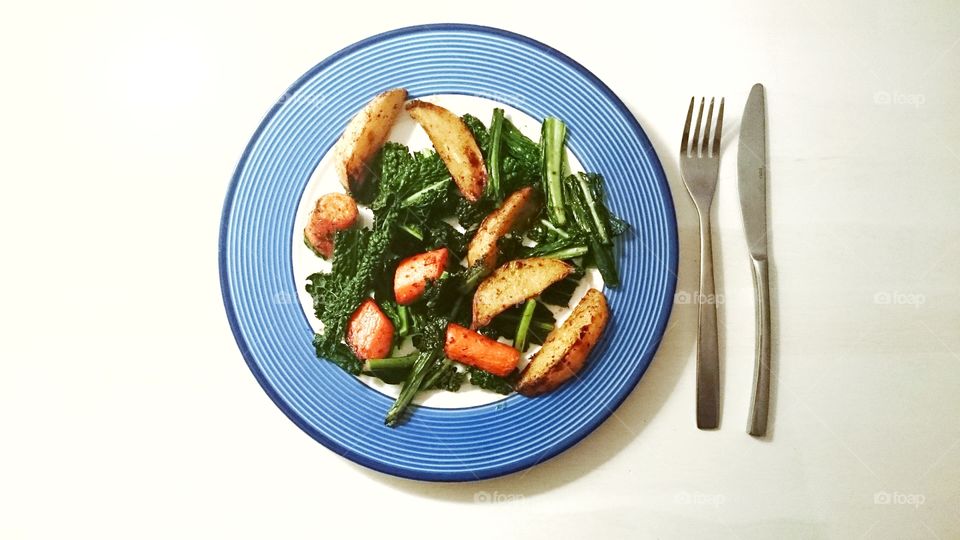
[3,1,959,538]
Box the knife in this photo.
[738,83,772,437]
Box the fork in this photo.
[680,97,724,430]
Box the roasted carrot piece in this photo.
[346,298,395,360]
[304,192,359,258]
[393,247,449,305]
[444,323,520,377]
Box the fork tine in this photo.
[691,98,705,157]
[712,98,725,156]
[702,98,715,157]
[681,97,694,155]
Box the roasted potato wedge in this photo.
[516,288,609,396]
[303,192,359,258]
[333,88,407,195]
[472,258,573,328]
[467,187,542,276]
[406,100,487,202]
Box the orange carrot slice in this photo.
[346,298,395,360]
[393,247,449,305]
[444,323,519,377]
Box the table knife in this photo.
[738,83,772,437]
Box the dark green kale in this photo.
[459,111,541,234]
[513,299,537,352]
[372,143,450,212]
[363,354,416,384]
[540,117,568,226]
[313,338,362,375]
[500,117,541,192]
[423,360,466,391]
[526,218,569,244]
[473,111,541,203]
[455,197,495,232]
[540,265,586,307]
[568,172,628,245]
[461,114,489,155]
[371,142,468,263]
[385,315,448,426]
[521,232,588,261]
[325,212,395,339]
[363,337,465,392]
[308,141,458,377]
[422,220,469,260]
[377,299,414,339]
[350,148,383,205]
[502,117,540,165]
[562,172,629,286]
[305,226,382,375]
[468,367,519,395]
[495,234,525,263]
[420,271,456,311]
[485,301,556,348]
[418,269,470,326]
[485,108,505,201]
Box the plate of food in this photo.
[220,24,677,481]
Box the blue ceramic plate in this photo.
[220,24,677,482]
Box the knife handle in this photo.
[748,257,771,436]
[696,212,720,430]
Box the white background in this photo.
[2,1,959,538]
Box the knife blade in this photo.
[738,83,772,437]
[739,84,768,259]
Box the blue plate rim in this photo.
[219,23,678,482]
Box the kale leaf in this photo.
[424,361,466,391]
[562,172,629,286]
[500,117,541,192]
[485,301,556,348]
[461,114,489,155]
[468,367,519,395]
[373,142,450,213]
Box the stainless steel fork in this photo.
[679,97,724,430]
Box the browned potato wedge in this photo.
[333,88,407,195]
[405,100,486,202]
[472,258,573,329]
[467,187,542,276]
[303,193,359,259]
[516,289,609,396]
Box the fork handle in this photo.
[696,211,720,430]
[747,257,771,436]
